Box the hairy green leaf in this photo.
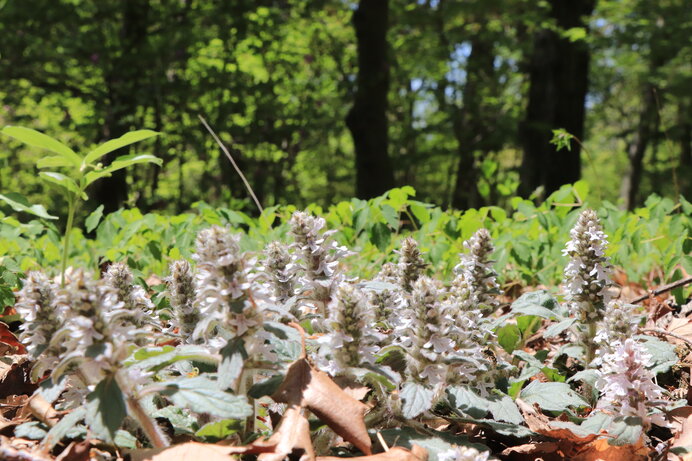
[400,381,435,419]
[520,381,588,412]
[161,376,252,419]
[85,376,127,443]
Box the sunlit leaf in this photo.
[2,126,81,166]
[83,129,160,165]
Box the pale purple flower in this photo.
[192,226,263,343]
[103,262,156,332]
[15,272,62,360]
[595,339,669,431]
[289,211,351,321]
[317,283,383,376]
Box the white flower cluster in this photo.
[289,211,351,318]
[438,445,491,461]
[14,272,63,376]
[452,229,501,314]
[52,269,149,384]
[166,259,198,341]
[191,226,269,356]
[562,209,612,322]
[595,339,668,431]
[16,269,152,384]
[262,241,297,305]
[396,277,491,389]
[318,283,383,376]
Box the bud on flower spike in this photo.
[263,241,297,305]
[104,262,156,330]
[451,228,501,314]
[397,237,427,293]
[166,259,198,341]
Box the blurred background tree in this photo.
[0,0,689,220]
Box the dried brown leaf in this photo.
[256,405,315,461]
[55,440,91,461]
[316,444,428,461]
[0,322,25,355]
[128,442,239,461]
[573,436,648,461]
[671,408,692,460]
[333,376,371,402]
[272,357,371,455]
[501,441,562,461]
[0,355,36,399]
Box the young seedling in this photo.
[1,126,162,286]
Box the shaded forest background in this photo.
[0,0,690,220]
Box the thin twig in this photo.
[376,432,390,452]
[641,328,692,350]
[629,276,692,304]
[198,115,264,214]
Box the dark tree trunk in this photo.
[451,36,496,210]
[346,0,395,199]
[519,0,595,198]
[92,0,150,213]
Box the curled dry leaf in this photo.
[271,357,372,455]
[226,405,315,461]
[54,440,91,461]
[316,443,428,461]
[28,394,59,427]
[671,407,692,460]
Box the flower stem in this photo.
[60,195,77,287]
[116,372,169,448]
[126,395,169,448]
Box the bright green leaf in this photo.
[83,129,160,165]
[39,171,83,198]
[2,126,81,166]
[0,193,57,220]
[85,376,127,443]
[85,205,104,232]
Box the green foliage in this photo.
[1,126,161,285]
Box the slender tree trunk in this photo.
[92,0,150,213]
[680,101,692,199]
[519,0,595,198]
[620,85,657,210]
[451,35,495,210]
[346,0,395,199]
